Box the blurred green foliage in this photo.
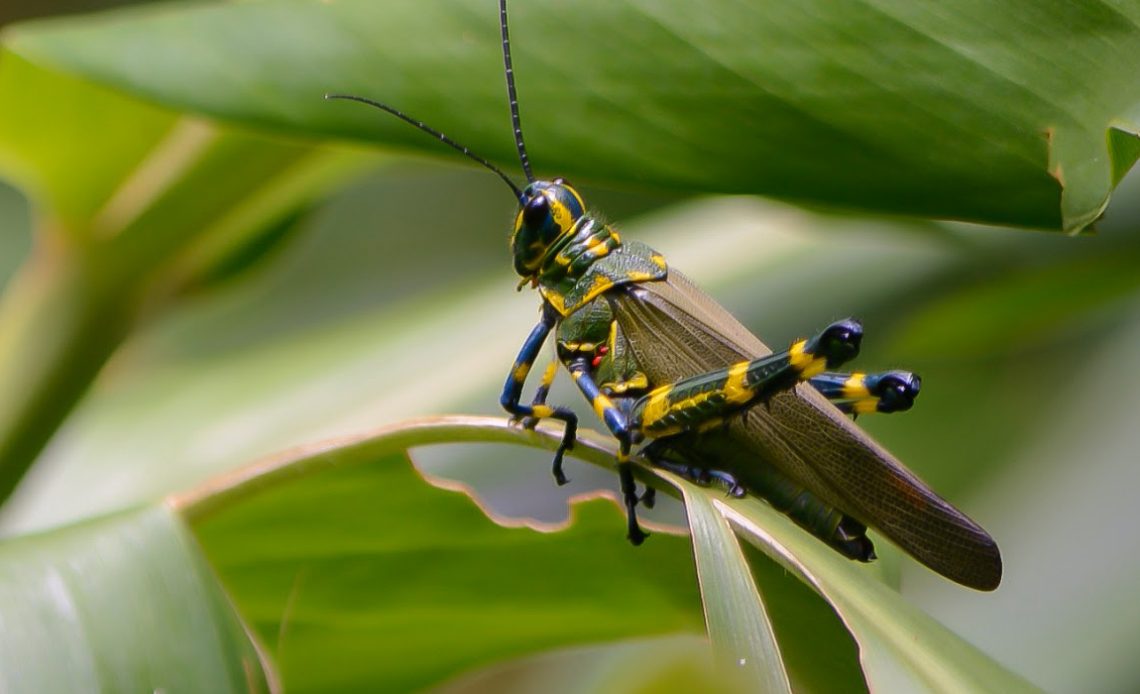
[1,0,1140,692]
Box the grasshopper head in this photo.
[511,178,585,279]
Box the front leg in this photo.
[519,357,560,429]
[500,303,578,485]
[565,356,648,545]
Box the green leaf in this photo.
[0,50,174,234]
[0,54,376,505]
[178,417,709,692]
[714,492,1039,693]
[680,481,790,693]
[8,0,1140,231]
[177,415,1035,692]
[0,505,268,693]
[430,634,745,694]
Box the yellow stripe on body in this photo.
[722,361,754,404]
[853,399,880,415]
[590,274,613,294]
[540,288,568,315]
[605,373,649,394]
[531,405,555,418]
[640,382,722,437]
[512,362,531,382]
[639,386,674,430]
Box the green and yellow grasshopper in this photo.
[331,0,1001,591]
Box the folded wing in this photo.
[611,270,1001,590]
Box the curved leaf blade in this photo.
[176,415,1035,692]
[679,480,790,693]
[0,505,268,693]
[715,494,1040,693]
[176,417,708,692]
[7,0,1140,230]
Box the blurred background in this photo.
[3,1,1140,692]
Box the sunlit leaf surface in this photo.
[9,0,1140,230]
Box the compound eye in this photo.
[523,194,550,229]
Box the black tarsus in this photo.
[325,93,524,201]
[499,0,534,183]
[619,461,649,545]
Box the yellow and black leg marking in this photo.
[632,319,863,438]
[520,357,560,430]
[500,304,579,485]
[809,369,921,415]
[565,356,649,545]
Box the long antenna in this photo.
[325,93,525,200]
[499,0,534,183]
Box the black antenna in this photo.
[325,93,525,200]
[499,0,534,183]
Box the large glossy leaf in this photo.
[177,418,710,692]
[6,0,1140,231]
[176,416,1034,692]
[0,504,268,692]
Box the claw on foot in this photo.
[552,446,571,486]
[627,524,649,546]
